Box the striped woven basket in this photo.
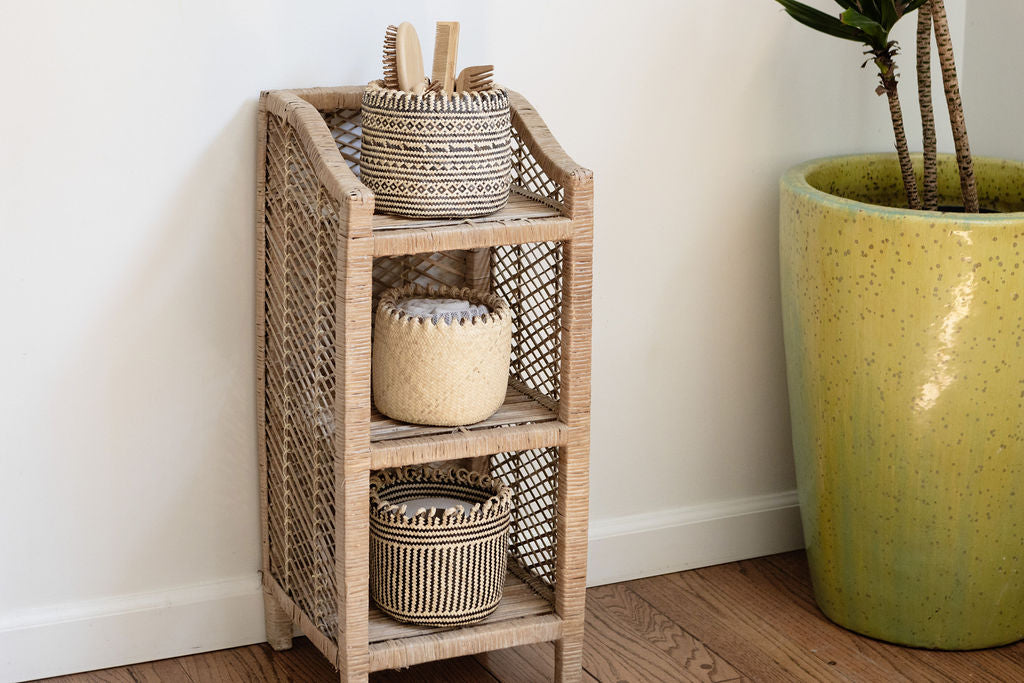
[360,81,512,218]
[369,466,512,626]
[372,284,513,426]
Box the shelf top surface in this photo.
[367,571,554,645]
[371,190,562,232]
[369,190,573,256]
[370,386,557,443]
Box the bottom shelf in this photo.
[367,571,561,672]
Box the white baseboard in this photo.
[0,575,266,682]
[586,489,805,586]
[0,491,804,681]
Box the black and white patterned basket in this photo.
[360,81,512,218]
[369,466,512,626]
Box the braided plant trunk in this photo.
[930,0,979,212]
[916,6,939,210]
[876,47,922,210]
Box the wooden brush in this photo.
[396,21,426,94]
[431,21,460,95]
[382,24,399,89]
[455,65,494,92]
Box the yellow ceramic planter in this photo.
[780,154,1024,649]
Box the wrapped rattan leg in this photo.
[554,162,593,683]
[555,632,585,682]
[263,587,293,651]
[464,247,491,291]
[460,246,493,479]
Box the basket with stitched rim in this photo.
[359,81,512,218]
[369,466,512,626]
[372,284,513,426]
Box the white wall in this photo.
[963,3,1024,162]
[0,0,978,678]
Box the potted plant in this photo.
[775,0,1024,650]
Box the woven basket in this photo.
[369,466,512,626]
[359,81,512,218]
[372,284,513,426]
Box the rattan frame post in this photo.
[552,152,593,682]
[256,85,593,682]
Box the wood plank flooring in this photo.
[41,551,1024,682]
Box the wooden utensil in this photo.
[396,21,426,94]
[382,24,399,89]
[430,21,460,95]
[455,65,494,92]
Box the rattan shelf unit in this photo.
[256,85,593,682]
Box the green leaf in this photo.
[840,8,887,32]
[879,0,899,26]
[859,0,883,18]
[775,0,867,44]
[840,8,890,47]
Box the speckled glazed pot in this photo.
[780,154,1024,650]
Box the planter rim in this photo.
[782,152,1024,221]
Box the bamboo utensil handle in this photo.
[431,21,460,95]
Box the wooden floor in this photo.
[44,551,1024,682]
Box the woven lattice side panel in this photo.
[372,251,473,306]
[510,126,564,208]
[322,108,362,175]
[264,113,339,644]
[488,448,558,603]
[491,242,563,405]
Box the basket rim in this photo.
[369,466,512,526]
[365,79,508,105]
[377,284,511,327]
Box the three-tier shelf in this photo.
[256,85,593,682]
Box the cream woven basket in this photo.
[360,81,512,218]
[369,466,512,626]
[372,284,513,426]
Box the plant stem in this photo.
[930,0,979,212]
[876,48,922,210]
[916,7,938,210]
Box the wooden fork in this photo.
[455,65,494,92]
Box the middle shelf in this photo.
[370,385,565,468]
[365,230,566,469]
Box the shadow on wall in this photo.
[45,101,261,600]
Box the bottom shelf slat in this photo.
[367,571,560,672]
[369,614,562,672]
